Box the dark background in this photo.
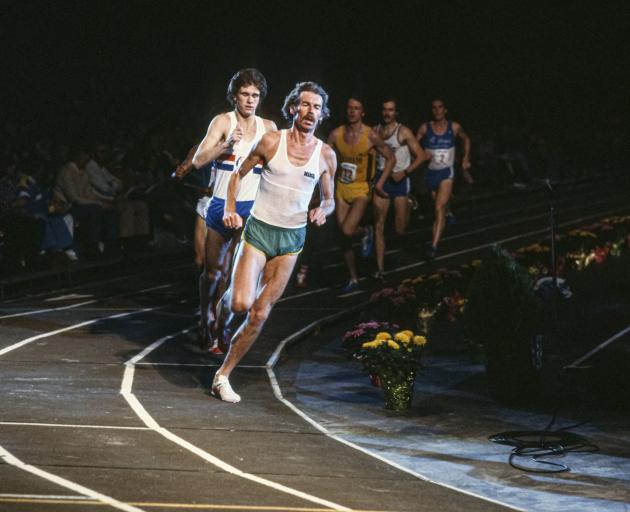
[2,0,629,146]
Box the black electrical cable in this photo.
[489,427,599,473]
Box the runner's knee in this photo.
[204,267,222,283]
[248,302,271,327]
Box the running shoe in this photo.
[446,211,456,225]
[407,195,419,211]
[361,225,374,257]
[341,279,360,294]
[425,244,437,261]
[372,271,386,283]
[211,374,241,403]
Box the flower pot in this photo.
[381,371,415,411]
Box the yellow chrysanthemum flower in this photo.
[375,332,392,341]
[387,340,401,350]
[394,332,411,344]
[413,335,427,346]
[471,259,482,267]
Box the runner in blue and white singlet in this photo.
[205,111,266,239]
[174,69,277,354]
[416,98,472,259]
[422,120,456,192]
[372,100,428,279]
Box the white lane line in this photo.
[0,307,158,357]
[565,324,630,369]
[0,421,150,430]
[46,294,94,302]
[121,328,351,512]
[0,299,98,320]
[277,287,329,303]
[265,314,526,512]
[0,494,85,500]
[0,283,174,321]
[0,446,144,512]
[134,362,264,368]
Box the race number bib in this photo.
[429,148,455,169]
[339,162,357,184]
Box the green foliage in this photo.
[464,246,541,348]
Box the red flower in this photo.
[593,246,609,264]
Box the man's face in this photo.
[431,100,447,121]
[346,99,364,124]
[94,145,108,163]
[293,91,323,132]
[234,85,261,116]
[381,101,397,124]
[75,152,90,169]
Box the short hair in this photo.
[226,68,268,106]
[382,98,399,110]
[431,97,448,108]
[347,94,366,110]
[281,81,331,123]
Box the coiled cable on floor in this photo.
[489,407,599,473]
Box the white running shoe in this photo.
[212,374,241,403]
[64,248,79,261]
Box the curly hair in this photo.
[281,81,331,123]
[226,68,268,106]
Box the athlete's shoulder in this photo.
[327,126,341,144]
[320,142,337,170]
[321,141,336,159]
[398,123,415,140]
[416,122,429,137]
[260,118,278,132]
[258,129,282,151]
[208,112,233,131]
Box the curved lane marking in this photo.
[0,306,162,512]
[265,313,527,512]
[121,328,351,512]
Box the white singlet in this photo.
[376,123,411,173]
[212,111,265,202]
[250,130,323,229]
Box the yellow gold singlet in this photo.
[335,125,375,203]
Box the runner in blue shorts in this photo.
[174,69,277,352]
[373,99,427,279]
[416,97,471,260]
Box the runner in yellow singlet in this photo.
[327,96,395,292]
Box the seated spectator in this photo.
[55,147,119,258]
[86,143,150,250]
[0,159,44,270]
[15,166,77,261]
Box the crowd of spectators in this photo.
[0,122,209,274]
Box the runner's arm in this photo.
[392,126,428,183]
[192,114,240,169]
[309,145,337,226]
[369,129,396,196]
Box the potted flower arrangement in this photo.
[342,321,400,387]
[354,327,427,411]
